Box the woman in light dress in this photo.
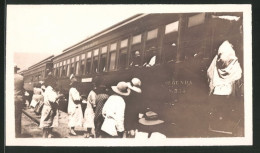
[67,80,83,136]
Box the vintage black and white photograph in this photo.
[6,4,252,146]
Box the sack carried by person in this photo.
[34,101,44,115]
[101,117,117,136]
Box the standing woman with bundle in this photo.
[67,79,83,136]
[39,75,61,138]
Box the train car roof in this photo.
[53,14,148,59]
[28,55,54,70]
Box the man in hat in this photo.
[101,82,131,138]
[14,64,25,137]
[130,51,142,67]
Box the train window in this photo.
[81,53,85,60]
[165,21,179,34]
[188,13,205,28]
[85,51,92,74]
[147,29,158,40]
[99,46,108,72]
[132,34,142,45]
[59,67,62,77]
[80,60,85,75]
[144,44,158,66]
[109,51,116,71]
[62,65,66,77]
[92,49,99,73]
[75,56,80,75]
[54,64,56,68]
[108,42,117,71]
[120,39,128,48]
[118,39,128,69]
[66,59,70,76]
[110,42,117,51]
[70,63,74,76]
[66,64,70,76]
[163,21,179,62]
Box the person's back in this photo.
[14,73,24,101]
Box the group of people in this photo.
[66,74,144,138]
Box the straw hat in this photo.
[139,111,164,126]
[127,78,142,93]
[111,81,131,96]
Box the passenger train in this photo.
[20,13,244,133]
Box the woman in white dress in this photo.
[68,80,83,136]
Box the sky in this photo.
[7,5,137,70]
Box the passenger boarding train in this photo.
[20,13,243,112]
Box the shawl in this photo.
[207,41,242,95]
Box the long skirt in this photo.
[39,105,59,128]
[68,104,83,128]
[83,101,95,129]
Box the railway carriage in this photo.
[22,12,244,136]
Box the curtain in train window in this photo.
[109,51,116,71]
[118,39,128,69]
[92,49,99,73]
[80,60,85,75]
[75,62,79,75]
[70,63,74,75]
[99,46,107,72]
[85,51,92,74]
[67,64,70,76]
[75,56,80,75]
[163,21,179,62]
[109,42,117,71]
[66,59,70,77]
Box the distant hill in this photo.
[14,52,52,72]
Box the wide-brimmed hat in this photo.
[127,78,142,93]
[139,111,164,126]
[111,81,131,96]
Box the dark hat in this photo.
[139,111,164,126]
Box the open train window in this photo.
[99,46,108,72]
[61,60,66,77]
[118,39,128,70]
[130,34,142,67]
[59,62,63,77]
[188,13,205,28]
[85,51,92,74]
[75,56,80,75]
[144,30,159,66]
[66,59,70,77]
[80,54,85,75]
[70,57,75,75]
[109,42,117,71]
[163,21,179,62]
[92,49,99,73]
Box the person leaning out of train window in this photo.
[143,47,157,67]
[130,51,142,67]
[124,78,142,138]
[101,82,131,138]
[82,82,97,138]
[39,76,62,138]
[207,40,242,120]
[67,78,84,136]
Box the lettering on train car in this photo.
[165,80,193,95]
